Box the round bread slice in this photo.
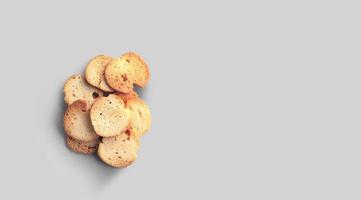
[85,55,114,92]
[127,98,151,138]
[64,100,100,142]
[90,94,131,137]
[115,90,138,103]
[66,136,99,154]
[121,52,149,88]
[97,132,140,167]
[105,52,149,93]
[104,57,134,93]
[64,74,103,110]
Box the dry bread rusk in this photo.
[64,74,103,110]
[85,55,114,92]
[90,94,131,137]
[121,52,149,88]
[105,52,149,93]
[127,98,151,138]
[64,100,100,142]
[115,90,138,103]
[97,132,140,167]
[66,136,99,154]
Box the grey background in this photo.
[0,0,360,199]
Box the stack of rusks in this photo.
[63,52,151,168]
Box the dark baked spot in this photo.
[100,113,102,116]
[118,156,122,159]
[126,59,130,63]
[121,74,128,81]
[92,92,99,98]
[125,129,131,140]
[115,152,118,154]
[103,92,110,97]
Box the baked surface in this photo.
[105,52,149,93]
[90,94,131,137]
[85,55,114,92]
[97,132,140,167]
[64,74,103,110]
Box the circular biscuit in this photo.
[66,136,99,154]
[97,132,140,167]
[104,58,135,93]
[64,74,103,110]
[127,98,151,138]
[121,52,149,88]
[90,94,131,137]
[64,100,100,142]
[85,55,114,92]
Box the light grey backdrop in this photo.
[0,0,360,199]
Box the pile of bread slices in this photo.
[63,52,151,168]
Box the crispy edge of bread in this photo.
[66,136,100,154]
[115,90,138,104]
[126,98,151,137]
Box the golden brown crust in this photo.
[64,74,103,110]
[97,132,140,167]
[64,100,100,142]
[85,55,114,92]
[90,94,131,137]
[66,136,99,154]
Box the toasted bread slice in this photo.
[64,74,103,110]
[97,132,140,167]
[121,52,149,88]
[104,57,134,93]
[64,100,100,142]
[90,94,131,137]
[105,52,149,93]
[85,55,114,92]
